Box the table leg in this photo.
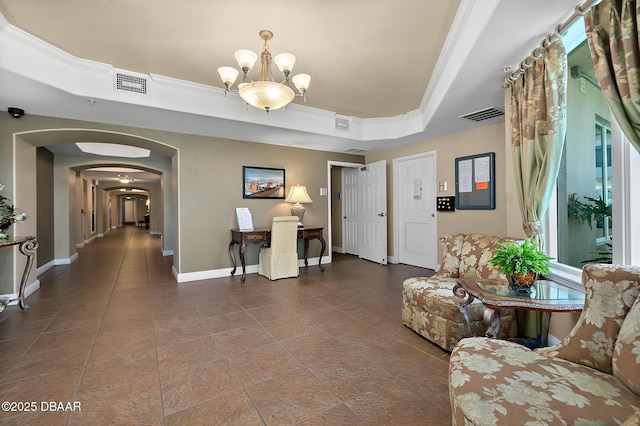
[483,307,502,339]
[229,241,237,276]
[17,239,38,311]
[304,238,310,267]
[239,242,247,283]
[453,283,475,337]
[317,235,326,272]
[540,311,551,347]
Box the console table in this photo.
[453,278,585,346]
[0,236,38,312]
[229,227,326,283]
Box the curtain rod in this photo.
[501,0,602,88]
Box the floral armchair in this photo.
[402,234,518,351]
[448,264,640,425]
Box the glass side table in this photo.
[453,278,585,346]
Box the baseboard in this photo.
[547,333,561,347]
[162,249,173,256]
[37,259,55,275]
[0,279,40,307]
[332,246,345,254]
[175,256,331,283]
[55,252,78,265]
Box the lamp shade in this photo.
[274,53,296,75]
[292,74,311,93]
[285,185,313,204]
[234,49,258,72]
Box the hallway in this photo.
[0,226,450,425]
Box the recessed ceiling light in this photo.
[76,142,150,158]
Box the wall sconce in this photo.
[285,185,313,227]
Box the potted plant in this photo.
[490,238,553,290]
[0,184,27,240]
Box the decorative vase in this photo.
[507,271,537,293]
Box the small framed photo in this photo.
[242,166,286,199]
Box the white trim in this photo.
[162,249,174,256]
[0,279,40,306]
[174,256,330,283]
[36,259,55,276]
[55,252,78,265]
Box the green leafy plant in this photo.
[490,238,553,276]
[0,184,27,239]
[567,193,611,230]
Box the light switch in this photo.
[438,181,448,192]
[320,187,328,196]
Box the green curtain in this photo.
[585,0,640,153]
[509,41,568,338]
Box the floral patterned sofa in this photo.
[402,233,518,351]
[449,264,640,425]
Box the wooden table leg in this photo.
[239,242,247,283]
[317,235,325,272]
[229,241,237,276]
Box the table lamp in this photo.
[285,184,313,227]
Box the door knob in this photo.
[378,212,386,217]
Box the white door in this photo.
[359,160,387,264]
[342,168,359,255]
[396,153,437,269]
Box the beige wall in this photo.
[0,113,362,292]
[366,122,513,259]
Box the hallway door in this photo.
[342,167,359,255]
[395,152,437,269]
[359,160,387,265]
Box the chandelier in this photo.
[218,30,311,113]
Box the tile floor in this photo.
[0,226,450,425]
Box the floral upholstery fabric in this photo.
[402,234,518,351]
[614,294,640,397]
[433,234,465,278]
[457,234,514,280]
[449,337,640,425]
[449,264,640,425]
[258,216,299,280]
[537,264,640,374]
[402,277,517,351]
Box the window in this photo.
[547,21,640,285]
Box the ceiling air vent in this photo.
[115,72,147,95]
[335,117,350,130]
[459,107,504,122]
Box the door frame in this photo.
[327,160,365,263]
[392,150,437,267]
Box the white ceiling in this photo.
[0,0,587,183]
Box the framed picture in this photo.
[242,166,286,199]
[455,152,495,209]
